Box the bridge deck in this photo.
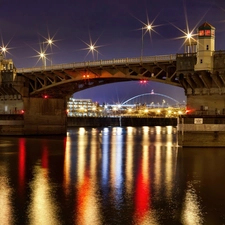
[17,54,176,73]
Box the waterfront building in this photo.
[67,98,102,117]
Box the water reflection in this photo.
[18,138,26,196]
[28,141,61,225]
[0,165,14,224]
[181,182,203,225]
[2,126,225,224]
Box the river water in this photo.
[0,126,225,225]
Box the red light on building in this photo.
[21,110,25,114]
[44,95,48,99]
[185,108,195,114]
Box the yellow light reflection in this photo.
[110,127,123,200]
[165,146,173,198]
[154,143,161,198]
[28,167,60,225]
[76,129,101,224]
[0,166,14,224]
[77,128,88,184]
[90,129,98,182]
[134,126,159,224]
[63,136,71,196]
[181,183,203,225]
[76,173,101,225]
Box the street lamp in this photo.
[44,38,54,65]
[141,24,152,58]
[39,51,46,68]
[0,46,7,59]
[184,31,197,53]
[36,34,56,67]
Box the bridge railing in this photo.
[17,54,176,73]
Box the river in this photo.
[0,126,225,225]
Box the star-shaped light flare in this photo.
[30,30,59,67]
[170,23,198,52]
[79,31,104,60]
[170,1,209,53]
[29,45,50,67]
[0,38,12,58]
[133,11,163,40]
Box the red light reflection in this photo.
[134,161,151,223]
[18,138,26,195]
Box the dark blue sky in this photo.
[1,0,225,104]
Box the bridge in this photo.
[1,22,225,146]
[16,54,178,98]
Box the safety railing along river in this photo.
[17,54,176,73]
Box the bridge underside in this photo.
[17,60,180,98]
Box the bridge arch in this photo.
[16,55,181,98]
[121,91,181,106]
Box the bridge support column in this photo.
[23,97,67,135]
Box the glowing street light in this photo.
[32,32,58,67]
[79,31,104,61]
[39,51,46,67]
[141,24,152,58]
[0,46,8,58]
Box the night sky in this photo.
[1,0,225,104]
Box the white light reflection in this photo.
[155,126,161,135]
[181,183,203,225]
[111,127,123,204]
[79,127,86,135]
[167,126,173,135]
[125,127,135,194]
[102,128,109,185]
[28,167,60,225]
[0,166,14,224]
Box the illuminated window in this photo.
[205,30,211,36]
[199,30,204,36]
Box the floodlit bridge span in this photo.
[16,54,180,98]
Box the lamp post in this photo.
[39,52,46,68]
[0,46,7,59]
[141,24,152,59]
[45,38,53,65]
[38,36,55,67]
[184,32,197,53]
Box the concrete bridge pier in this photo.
[23,97,67,135]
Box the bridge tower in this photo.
[194,22,215,72]
[177,22,225,147]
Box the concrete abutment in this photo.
[23,97,67,135]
